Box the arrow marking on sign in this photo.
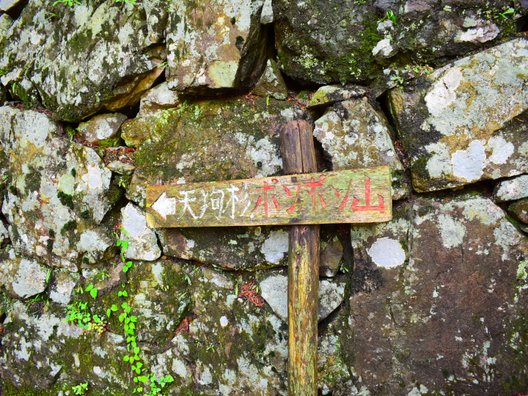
[151,192,176,220]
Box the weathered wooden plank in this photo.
[146,166,392,228]
[281,119,319,396]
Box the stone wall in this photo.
[0,0,527,394]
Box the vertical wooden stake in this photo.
[280,119,320,396]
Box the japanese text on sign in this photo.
[146,166,392,228]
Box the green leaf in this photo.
[123,355,130,362]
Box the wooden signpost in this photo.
[146,168,391,228]
[146,119,392,395]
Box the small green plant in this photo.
[65,126,77,141]
[65,301,92,330]
[106,303,119,318]
[117,176,129,188]
[95,269,110,281]
[389,72,405,86]
[115,232,129,261]
[72,382,89,395]
[85,283,98,299]
[354,0,367,5]
[123,260,134,273]
[384,10,397,24]
[498,7,515,19]
[115,228,135,273]
[143,375,174,396]
[64,227,174,394]
[53,0,80,5]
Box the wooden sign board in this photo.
[146,166,392,228]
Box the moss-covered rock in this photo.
[273,0,383,84]
[0,106,115,270]
[127,96,297,205]
[0,0,165,121]
[166,0,269,93]
[273,0,526,86]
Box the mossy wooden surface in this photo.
[146,166,392,228]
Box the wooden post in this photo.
[280,119,320,396]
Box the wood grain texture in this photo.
[146,166,392,228]
[281,120,319,396]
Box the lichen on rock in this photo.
[390,39,528,192]
[166,0,269,92]
[313,98,408,199]
[0,0,165,121]
[0,106,114,269]
[348,194,528,393]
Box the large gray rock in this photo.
[120,203,161,262]
[259,273,346,322]
[77,113,127,144]
[159,227,290,270]
[145,263,289,395]
[0,299,130,391]
[0,107,114,270]
[138,82,180,116]
[313,98,408,199]
[389,39,528,192]
[494,175,528,202]
[273,0,523,85]
[0,250,49,299]
[166,0,268,92]
[346,195,528,393]
[0,0,165,121]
